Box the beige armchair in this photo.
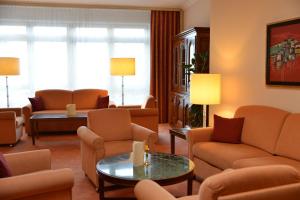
[0,149,74,200]
[117,95,159,140]
[77,108,156,188]
[0,108,24,146]
[135,165,300,200]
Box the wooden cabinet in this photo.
[169,27,210,128]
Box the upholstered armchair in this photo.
[117,95,159,140]
[0,108,24,146]
[0,149,74,200]
[135,165,300,200]
[77,108,156,188]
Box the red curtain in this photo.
[150,10,180,123]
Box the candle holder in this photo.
[144,143,150,167]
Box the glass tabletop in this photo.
[96,152,194,181]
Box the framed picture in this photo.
[266,18,300,85]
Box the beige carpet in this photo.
[0,124,200,199]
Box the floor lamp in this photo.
[0,57,20,108]
[110,58,135,105]
[190,73,221,127]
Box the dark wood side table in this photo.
[169,127,190,154]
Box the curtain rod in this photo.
[0,1,183,11]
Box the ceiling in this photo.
[1,0,198,9]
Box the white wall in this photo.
[183,0,210,29]
[210,0,300,124]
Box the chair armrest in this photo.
[187,127,213,159]
[0,168,74,200]
[77,126,104,151]
[108,100,117,108]
[22,103,33,134]
[134,180,176,200]
[219,183,300,200]
[4,149,51,176]
[0,111,16,120]
[132,123,156,151]
[118,105,142,109]
[0,108,22,116]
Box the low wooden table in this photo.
[30,113,87,145]
[96,152,194,200]
[169,127,190,154]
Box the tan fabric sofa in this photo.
[22,89,114,134]
[0,108,24,145]
[134,165,300,200]
[188,105,300,180]
[0,149,74,200]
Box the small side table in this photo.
[169,127,190,154]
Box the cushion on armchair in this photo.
[97,96,109,109]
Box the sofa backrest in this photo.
[275,114,300,161]
[73,89,108,109]
[234,105,289,154]
[36,89,72,110]
[87,109,132,142]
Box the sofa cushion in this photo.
[28,96,45,111]
[192,142,271,169]
[275,114,300,161]
[88,109,132,142]
[0,153,12,178]
[97,96,109,109]
[104,140,133,157]
[36,90,72,110]
[212,115,244,144]
[233,156,300,172]
[234,105,289,154]
[73,89,108,109]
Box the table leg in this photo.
[187,174,193,195]
[170,134,175,154]
[99,174,105,200]
[30,120,35,145]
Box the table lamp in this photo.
[0,57,20,107]
[190,73,221,127]
[110,58,135,105]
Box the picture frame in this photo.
[266,18,300,85]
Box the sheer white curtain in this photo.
[0,5,150,107]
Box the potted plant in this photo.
[183,51,209,127]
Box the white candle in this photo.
[132,141,145,166]
[66,104,76,116]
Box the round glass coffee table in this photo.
[96,152,194,200]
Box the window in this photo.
[0,6,150,107]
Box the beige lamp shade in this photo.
[190,73,221,105]
[0,57,20,75]
[110,58,135,76]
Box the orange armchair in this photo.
[134,165,300,200]
[117,95,159,141]
[77,108,156,188]
[0,149,74,200]
[0,108,24,146]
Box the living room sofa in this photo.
[188,105,300,180]
[22,89,114,134]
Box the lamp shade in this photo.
[110,58,135,76]
[190,73,221,105]
[0,57,20,75]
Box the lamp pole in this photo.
[121,75,124,106]
[5,76,9,107]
